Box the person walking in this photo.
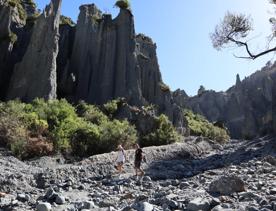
[115,145,126,174]
[134,144,145,176]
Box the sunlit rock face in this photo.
[185,62,276,139]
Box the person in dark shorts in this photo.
[134,144,145,176]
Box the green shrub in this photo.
[99,119,137,151]
[0,101,28,146]
[141,114,180,147]
[184,109,230,143]
[77,101,108,125]
[71,119,137,157]
[159,82,170,92]
[60,15,75,26]
[27,99,81,151]
[10,139,27,159]
[103,99,119,117]
[70,124,100,157]
[115,0,131,9]
[8,0,27,21]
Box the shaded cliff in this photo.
[0,2,13,99]
[184,62,276,139]
[7,0,62,101]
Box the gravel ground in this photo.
[0,136,275,211]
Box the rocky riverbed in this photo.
[0,136,275,211]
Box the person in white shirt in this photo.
[115,145,126,173]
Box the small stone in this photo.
[179,182,190,189]
[270,188,276,195]
[78,184,85,190]
[143,176,151,182]
[167,200,178,209]
[82,201,96,209]
[136,202,153,211]
[187,197,210,211]
[55,195,66,205]
[17,193,30,202]
[44,188,56,200]
[171,179,180,186]
[36,202,52,211]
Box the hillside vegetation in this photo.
[184,109,230,143]
[0,99,229,159]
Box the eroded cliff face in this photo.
[69,6,142,105]
[185,63,276,139]
[135,34,187,131]
[0,2,186,131]
[56,4,186,131]
[7,0,62,101]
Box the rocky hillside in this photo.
[0,0,186,132]
[184,62,276,139]
[0,136,275,211]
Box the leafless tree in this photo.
[211,1,276,60]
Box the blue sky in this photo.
[36,0,275,96]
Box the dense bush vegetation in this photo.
[140,114,180,147]
[0,98,230,159]
[8,0,27,20]
[0,99,138,158]
[184,109,230,143]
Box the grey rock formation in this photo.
[67,5,142,105]
[58,6,186,132]
[56,24,75,98]
[185,63,276,138]
[0,2,13,100]
[7,0,62,102]
[135,34,187,131]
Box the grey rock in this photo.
[55,194,66,205]
[270,188,276,195]
[187,197,210,211]
[135,202,153,211]
[143,176,152,182]
[17,193,30,202]
[82,201,96,209]
[36,202,52,211]
[209,175,245,195]
[211,205,232,211]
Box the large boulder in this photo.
[209,175,245,195]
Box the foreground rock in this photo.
[209,175,245,195]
